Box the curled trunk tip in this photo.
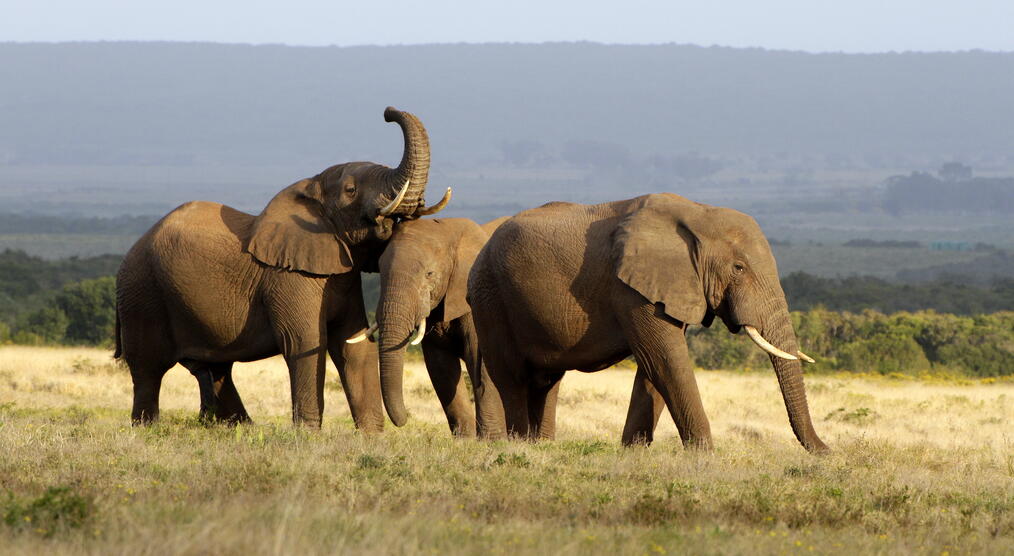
[381,107,430,216]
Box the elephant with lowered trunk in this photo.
[115,107,451,429]
[466,193,828,453]
[349,216,507,437]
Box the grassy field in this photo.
[1,346,1012,554]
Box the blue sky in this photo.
[3,0,1013,52]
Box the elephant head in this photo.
[350,218,486,426]
[614,194,828,452]
[247,107,452,275]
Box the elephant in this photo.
[348,216,507,437]
[465,193,829,453]
[114,107,451,430]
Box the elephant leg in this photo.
[621,366,666,446]
[284,345,326,428]
[460,316,497,438]
[491,361,530,439]
[527,373,563,440]
[618,301,712,449]
[422,341,476,437]
[469,309,524,440]
[328,322,384,433]
[210,364,251,424]
[479,348,530,440]
[182,360,222,421]
[129,363,171,425]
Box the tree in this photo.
[18,306,69,344]
[938,162,972,182]
[55,277,116,345]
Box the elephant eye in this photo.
[426,270,435,278]
[344,183,357,195]
[733,263,746,274]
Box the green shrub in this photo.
[3,486,94,537]
[54,276,116,345]
[16,306,69,344]
[689,309,1014,377]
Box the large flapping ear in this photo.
[247,179,354,275]
[612,195,708,325]
[439,220,485,323]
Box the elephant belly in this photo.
[510,291,629,373]
[169,296,280,362]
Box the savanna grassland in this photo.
[1,346,1012,555]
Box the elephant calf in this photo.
[350,217,506,437]
[466,193,828,453]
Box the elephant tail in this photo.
[113,301,123,359]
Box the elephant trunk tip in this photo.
[387,405,408,427]
[384,106,402,122]
[804,437,831,455]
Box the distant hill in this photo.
[2,42,1012,164]
[1,42,1013,218]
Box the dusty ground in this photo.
[1,345,1012,554]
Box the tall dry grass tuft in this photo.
[1,345,1012,554]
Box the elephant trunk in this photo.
[761,309,829,453]
[382,107,430,216]
[375,277,423,427]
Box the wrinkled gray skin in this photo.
[372,217,506,436]
[467,194,829,453]
[115,107,437,430]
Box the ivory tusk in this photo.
[416,187,452,216]
[346,322,378,344]
[796,350,816,364]
[378,178,411,217]
[743,325,798,361]
[410,319,426,346]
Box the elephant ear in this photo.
[439,221,483,323]
[612,196,707,325]
[247,179,354,275]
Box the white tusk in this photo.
[416,187,452,216]
[346,322,378,344]
[378,178,411,217]
[797,350,816,364]
[410,319,426,346]
[743,325,798,361]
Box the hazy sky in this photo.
[3,0,1013,53]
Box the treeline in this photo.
[0,250,121,329]
[689,309,1014,378]
[0,277,115,346]
[782,272,1014,315]
[883,170,1014,214]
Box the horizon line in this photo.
[1,39,1012,56]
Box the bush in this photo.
[689,309,1014,377]
[55,277,116,345]
[16,306,69,344]
[2,486,94,537]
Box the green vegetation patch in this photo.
[2,486,94,538]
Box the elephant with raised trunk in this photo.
[349,216,506,437]
[115,107,451,430]
[466,193,828,453]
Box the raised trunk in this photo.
[382,107,430,216]
[762,309,829,453]
[375,279,416,426]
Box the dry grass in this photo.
[1,345,1012,555]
